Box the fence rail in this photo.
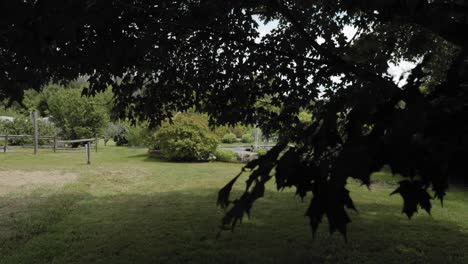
[0,135,55,140]
[1,134,99,164]
[5,145,90,150]
[56,138,97,144]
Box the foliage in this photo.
[214,149,237,163]
[0,116,57,145]
[108,121,152,147]
[104,123,121,146]
[213,124,251,139]
[153,113,218,161]
[46,87,109,141]
[297,111,313,124]
[126,122,153,147]
[0,100,26,117]
[253,148,267,157]
[241,133,253,143]
[22,89,49,116]
[221,133,237,144]
[230,125,250,138]
[212,126,231,139]
[112,123,128,146]
[1,0,468,239]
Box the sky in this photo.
[256,17,357,41]
[387,60,417,88]
[257,18,278,38]
[255,17,416,87]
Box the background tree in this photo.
[46,86,109,142]
[112,122,129,146]
[103,122,121,146]
[1,0,467,238]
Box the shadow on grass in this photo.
[126,153,228,164]
[126,153,153,160]
[125,153,172,164]
[0,188,466,264]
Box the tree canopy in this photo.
[1,0,467,239]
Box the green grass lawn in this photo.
[0,144,467,263]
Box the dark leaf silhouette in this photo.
[306,184,355,241]
[219,143,286,230]
[217,172,242,209]
[391,180,432,218]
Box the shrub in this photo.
[230,124,249,138]
[110,122,152,147]
[214,149,237,162]
[213,125,231,139]
[253,148,267,157]
[152,113,219,161]
[0,118,30,139]
[126,123,152,147]
[221,133,237,143]
[0,116,57,145]
[241,133,253,143]
[37,119,58,141]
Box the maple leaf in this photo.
[391,180,432,218]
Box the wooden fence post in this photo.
[32,111,38,155]
[3,135,7,153]
[53,136,57,152]
[86,143,91,165]
[95,134,98,153]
